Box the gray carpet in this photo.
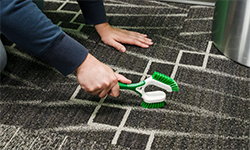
[1,0,249,149]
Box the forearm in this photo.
[77,0,108,25]
[0,0,88,75]
[41,33,89,76]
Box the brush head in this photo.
[140,72,179,109]
[141,91,166,108]
[141,101,165,109]
[141,91,166,109]
[152,71,179,91]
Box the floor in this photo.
[0,0,249,149]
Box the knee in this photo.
[0,40,7,73]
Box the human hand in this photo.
[76,54,131,98]
[95,22,153,52]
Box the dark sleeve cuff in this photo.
[40,33,89,76]
[77,0,108,25]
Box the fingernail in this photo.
[121,47,126,52]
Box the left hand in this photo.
[95,22,153,52]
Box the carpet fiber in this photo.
[1,0,250,149]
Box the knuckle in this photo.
[135,41,141,45]
[86,87,95,92]
[111,76,118,82]
[86,85,101,93]
[102,81,110,88]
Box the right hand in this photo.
[76,54,131,98]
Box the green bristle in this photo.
[152,71,179,91]
[141,101,165,109]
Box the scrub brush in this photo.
[118,71,179,108]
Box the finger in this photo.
[128,39,151,48]
[107,39,126,52]
[108,82,120,97]
[90,89,102,96]
[98,74,118,98]
[127,32,153,43]
[115,73,132,84]
[98,80,119,98]
[137,37,153,46]
[132,33,153,46]
[99,91,109,98]
[117,35,153,48]
[98,86,112,98]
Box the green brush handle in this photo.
[118,81,145,96]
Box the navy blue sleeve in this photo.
[0,0,88,76]
[77,0,108,25]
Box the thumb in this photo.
[115,73,132,84]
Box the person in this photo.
[0,0,153,98]
[0,40,7,73]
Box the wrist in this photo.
[95,22,110,36]
[76,53,90,74]
[76,53,101,74]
